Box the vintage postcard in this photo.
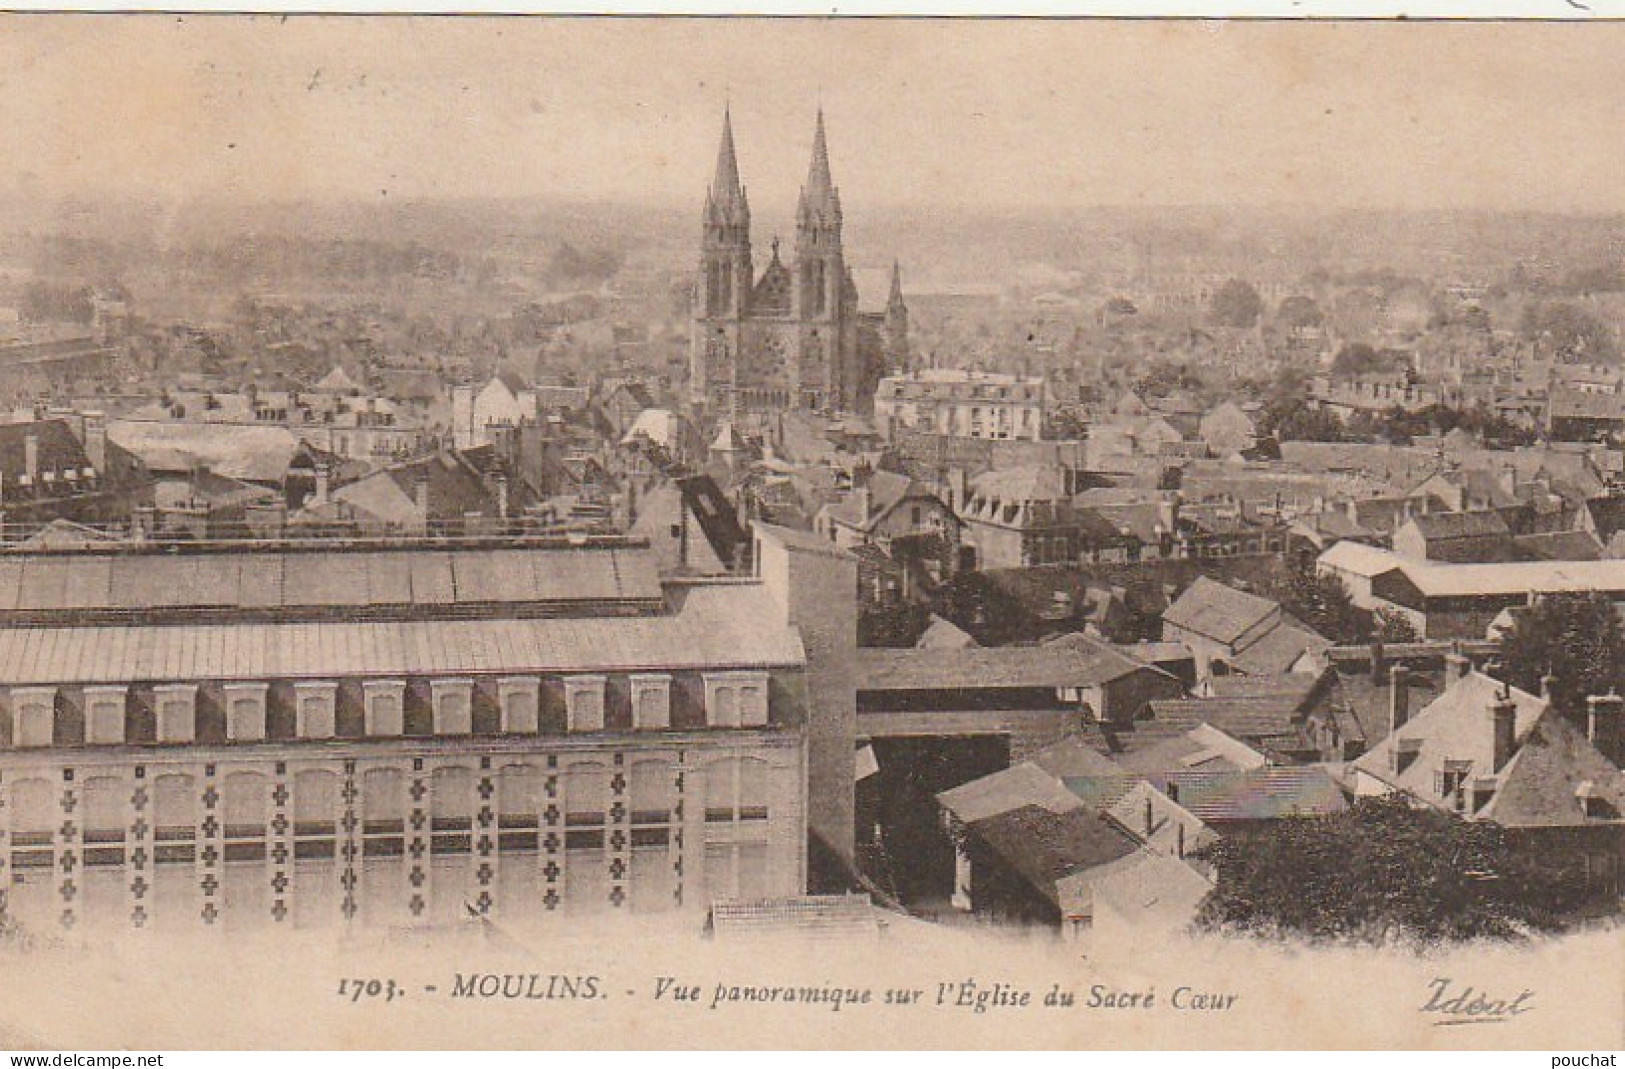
[0,15,1621,1050]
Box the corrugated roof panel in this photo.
[284,554,371,606]
[57,557,110,610]
[410,553,456,604]
[454,551,537,604]
[237,555,284,608]
[17,559,67,611]
[0,580,805,685]
[0,561,23,611]
[366,554,414,605]
[109,557,191,609]
[187,556,243,607]
[611,548,663,600]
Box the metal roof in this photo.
[0,544,663,618]
[0,583,801,686]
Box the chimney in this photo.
[855,474,872,530]
[1491,692,1518,773]
[23,433,38,485]
[1445,643,1472,680]
[1143,794,1154,838]
[313,462,331,506]
[1389,665,1410,733]
[1540,671,1558,702]
[415,475,430,522]
[1499,461,1517,497]
[1157,493,1179,534]
[1586,692,1623,761]
[83,411,106,473]
[496,474,509,519]
[1345,498,1358,523]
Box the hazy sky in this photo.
[3,17,1624,213]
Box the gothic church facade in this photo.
[689,110,908,415]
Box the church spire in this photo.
[710,107,745,207]
[888,259,905,305]
[805,107,834,201]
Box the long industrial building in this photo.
[0,536,824,933]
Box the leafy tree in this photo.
[1275,294,1323,330]
[1521,301,1618,364]
[1330,342,1404,377]
[1194,795,1589,945]
[1209,279,1263,329]
[1262,555,1366,643]
[1493,592,1625,723]
[1373,607,1420,643]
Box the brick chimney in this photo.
[1586,692,1624,762]
[1491,691,1518,773]
[83,411,106,472]
[415,475,431,525]
[1445,644,1472,680]
[1157,493,1180,534]
[313,462,331,506]
[23,433,38,486]
[1389,665,1411,734]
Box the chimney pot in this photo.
[1491,696,1518,773]
[1389,664,1411,733]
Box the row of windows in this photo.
[4,757,776,858]
[3,672,771,749]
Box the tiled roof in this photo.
[856,643,1151,692]
[0,581,803,685]
[1145,686,1312,745]
[1513,530,1603,562]
[1230,622,1331,676]
[1089,852,1213,928]
[0,420,92,485]
[1406,509,1512,542]
[938,763,1089,826]
[967,804,1140,909]
[1478,712,1625,828]
[1352,671,1547,802]
[1162,576,1279,646]
[1163,766,1349,822]
[709,894,881,941]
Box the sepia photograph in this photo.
[0,14,1621,1050]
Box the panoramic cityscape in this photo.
[0,19,1621,959]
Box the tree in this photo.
[1520,300,1618,364]
[1492,592,1625,723]
[1330,342,1400,377]
[1372,607,1420,644]
[1275,294,1323,330]
[1209,279,1263,329]
[1264,555,1367,643]
[1194,795,1589,945]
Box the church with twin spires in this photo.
[689,109,908,415]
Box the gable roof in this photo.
[1478,711,1625,827]
[1162,766,1349,822]
[966,804,1141,910]
[0,419,93,485]
[1406,509,1512,542]
[1230,619,1331,676]
[1162,576,1280,646]
[1352,670,1548,803]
